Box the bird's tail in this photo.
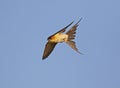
[65,18,83,54]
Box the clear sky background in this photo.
[0,0,120,88]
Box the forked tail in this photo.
[65,18,83,54]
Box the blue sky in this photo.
[0,0,120,88]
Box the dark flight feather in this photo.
[42,42,57,60]
[48,21,74,40]
[66,18,83,54]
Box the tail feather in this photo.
[66,41,82,54]
[65,18,83,54]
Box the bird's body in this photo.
[48,33,68,43]
[42,18,82,60]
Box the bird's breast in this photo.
[49,33,68,43]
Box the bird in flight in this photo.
[42,18,83,60]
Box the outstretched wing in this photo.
[66,18,83,54]
[66,18,82,34]
[42,42,57,60]
[66,18,82,40]
[48,21,74,40]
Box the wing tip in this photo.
[77,51,84,55]
[42,49,51,60]
[42,56,46,60]
[63,20,74,29]
[42,55,48,60]
[75,17,83,26]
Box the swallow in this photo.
[42,18,83,60]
